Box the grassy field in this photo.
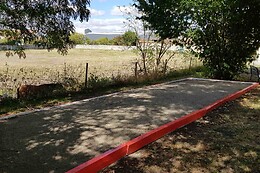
[0,49,197,73]
[0,49,200,96]
[102,87,260,173]
[0,49,136,71]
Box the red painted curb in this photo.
[66,82,259,173]
[204,82,259,112]
[126,109,207,155]
[67,144,128,173]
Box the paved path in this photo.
[0,78,253,173]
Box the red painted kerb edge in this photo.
[66,82,259,173]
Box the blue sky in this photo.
[74,0,134,34]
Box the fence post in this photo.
[85,63,88,88]
[134,62,138,79]
[64,62,67,79]
[189,56,192,70]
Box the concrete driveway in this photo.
[0,78,254,173]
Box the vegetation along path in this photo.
[0,78,255,173]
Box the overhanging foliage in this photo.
[135,0,260,79]
[0,0,91,56]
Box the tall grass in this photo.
[0,66,206,115]
[0,63,86,97]
[0,49,201,99]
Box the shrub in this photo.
[87,73,111,89]
[69,32,86,45]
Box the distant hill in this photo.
[86,33,122,40]
[85,33,158,41]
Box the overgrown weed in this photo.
[0,48,205,116]
[0,65,206,115]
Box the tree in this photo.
[84,28,92,35]
[111,31,138,46]
[122,30,138,46]
[0,0,91,56]
[94,37,110,45]
[122,6,175,75]
[111,35,124,45]
[135,0,260,79]
[0,29,18,45]
[69,32,86,45]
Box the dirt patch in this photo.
[101,87,260,173]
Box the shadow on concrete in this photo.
[0,79,252,172]
[101,87,260,173]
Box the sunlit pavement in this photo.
[0,78,254,173]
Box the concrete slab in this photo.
[0,78,256,173]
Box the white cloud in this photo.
[74,18,127,34]
[110,6,123,16]
[73,6,141,34]
[111,6,137,16]
[89,8,105,16]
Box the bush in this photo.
[87,73,111,89]
[122,31,138,46]
[0,38,16,45]
[69,32,86,45]
[94,37,111,45]
[111,36,124,45]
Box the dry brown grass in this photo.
[0,49,200,97]
[0,49,136,96]
[0,49,137,77]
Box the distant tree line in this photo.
[0,30,138,46]
[69,31,138,46]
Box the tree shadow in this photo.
[102,87,260,173]
[0,79,253,172]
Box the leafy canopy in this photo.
[0,0,91,55]
[135,0,260,79]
